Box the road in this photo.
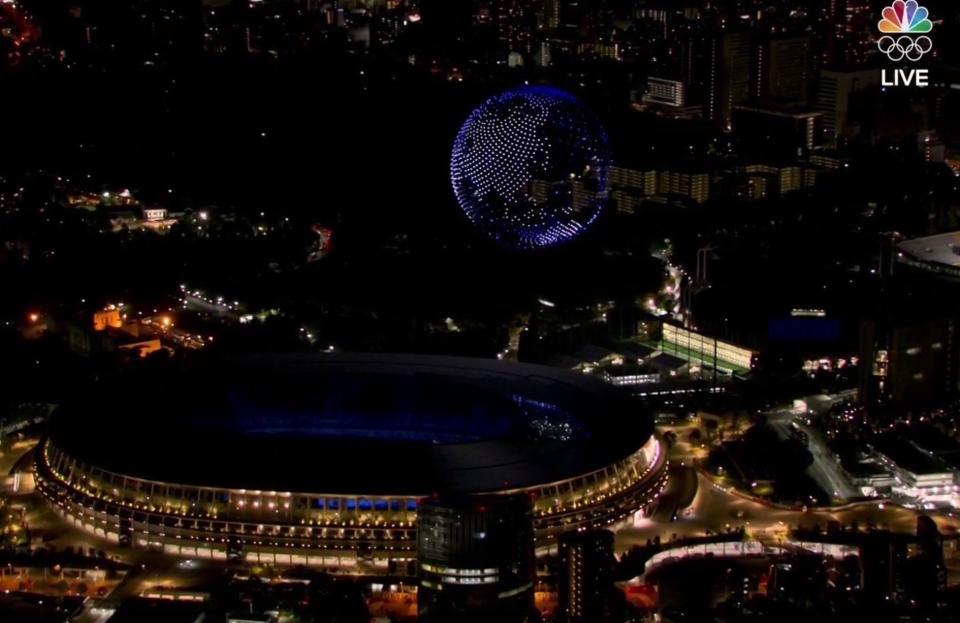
[767,394,860,501]
[618,399,960,560]
[650,466,699,523]
[616,470,959,553]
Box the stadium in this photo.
[34,354,666,567]
[897,231,960,278]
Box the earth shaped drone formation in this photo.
[450,85,611,250]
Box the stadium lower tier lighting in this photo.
[35,354,667,566]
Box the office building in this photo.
[732,104,822,158]
[755,35,814,103]
[418,494,535,623]
[859,315,959,409]
[817,68,879,145]
[558,530,615,623]
[707,30,751,126]
[643,76,686,108]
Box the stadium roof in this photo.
[49,354,652,496]
[898,231,960,272]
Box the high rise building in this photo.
[679,31,711,108]
[816,68,879,145]
[418,494,535,623]
[538,0,560,29]
[859,315,959,409]
[860,530,908,601]
[731,104,822,159]
[558,530,615,623]
[706,30,750,127]
[909,515,946,610]
[755,35,815,103]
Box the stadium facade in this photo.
[35,354,667,567]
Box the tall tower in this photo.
[706,30,750,127]
[755,35,815,103]
[558,530,615,623]
[418,494,535,623]
[816,67,878,145]
[539,0,561,29]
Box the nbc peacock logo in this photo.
[877,0,933,63]
[879,0,933,33]
[878,1,934,87]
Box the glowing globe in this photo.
[450,85,611,249]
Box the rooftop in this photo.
[898,231,960,269]
[49,353,653,495]
[872,434,952,476]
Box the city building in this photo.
[142,207,168,222]
[908,515,946,609]
[707,30,751,126]
[598,363,660,386]
[417,494,535,623]
[608,166,657,196]
[538,0,560,30]
[557,529,615,623]
[34,354,667,566]
[743,164,805,200]
[731,104,822,158]
[816,68,879,145]
[658,169,710,204]
[93,309,123,332]
[754,35,814,104]
[869,435,959,506]
[609,164,711,208]
[609,166,655,213]
[859,530,908,601]
[645,352,690,379]
[808,149,853,170]
[660,323,754,375]
[859,314,959,409]
[642,76,685,108]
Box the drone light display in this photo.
[450,85,611,250]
